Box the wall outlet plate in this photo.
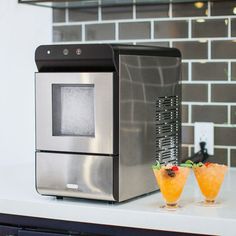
[194,122,214,155]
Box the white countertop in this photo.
[0,162,235,235]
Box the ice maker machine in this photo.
[35,44,182,202]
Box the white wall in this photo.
[0,1,51,165]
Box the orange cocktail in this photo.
[193,163,227,204]
[153,165,190,208]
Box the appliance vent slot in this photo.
[155,96,179,165]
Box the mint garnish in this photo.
[152,161,161,170]
[185,160,194,165]
[180,159,194,168]
[180,163,193,168]
[193,162,204,168]
[180,160,204,168]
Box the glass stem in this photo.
[205,199,215,204]
[166,203,178,208]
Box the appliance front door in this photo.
[35,72,114,155]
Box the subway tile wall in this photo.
[52,1,236,166]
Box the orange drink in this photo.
[153,164,190,208]
[193,163,227,204]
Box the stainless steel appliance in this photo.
[35,44,181,202]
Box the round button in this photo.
[63,48,69,56]
[76,48,82,55]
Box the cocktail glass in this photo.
[153,166,190,209]
[193,163,227,206]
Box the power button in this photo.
[63,48,69,55]
[76,48,82,55]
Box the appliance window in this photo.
[52,84,95,137]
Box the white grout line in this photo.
[98,0,102,21]
[228,62,231,81]
[182,123,192,126]
[170,37,236,41]
[228,105,231,124]
[188,19,191,39]
[133,0,136,20]
[181,123,192,126]
[183,144,236,149]
[182,101,236,105]
[189,62,192,81]
[182,144,192,148]
[52,15,236,26]
[207,1,211,17]
[181,80,236,84]
[208,83,211,103]
[150,20,154,40]
[208,40,211,60]
[214,146,230,149]
[228,17,231,38]
[182,123,236,128]
[228,148,231,166]
[188,104,192,123]
[81,24,85,42]
[115,22,119,41]
[182,59,236,63]
[65,8,69,23]
[169,3,172,18]
[188,146,192,158]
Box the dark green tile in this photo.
[211,0,236,16]
[181,146,189,162]
[85,23,115,41]
[215,127,236,146]
[207,149,228,165]
[232,18,236,37]
[232,62,236,80]
[154,20,188,39]
[102,5,132,20]
[53,9,65,23]
[182,84,208,102]
[69,8,98,22]
[192,105,227,124]
[182,63,188,81]
[102,0,132,5]
[53,26,82,42]
[182,105,188,123]
[172,2,207,17]
[137,41,169,47]
[173,41,207,59]
[230,106,236,124]
[136,4,169,18]
[192,62,228,81]
[212,84,236,102]
[192,19,228,38]
[212,40,236,59]
[182,125,194,145]
[230,149,236,167]
[119,22,151,40]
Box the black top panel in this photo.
[35,44,181,72]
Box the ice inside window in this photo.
[52,84,95,136]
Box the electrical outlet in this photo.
[194,122,214,155]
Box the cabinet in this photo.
[18,230,68,236]
[0,226,18,236]
[0,226,71,236]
